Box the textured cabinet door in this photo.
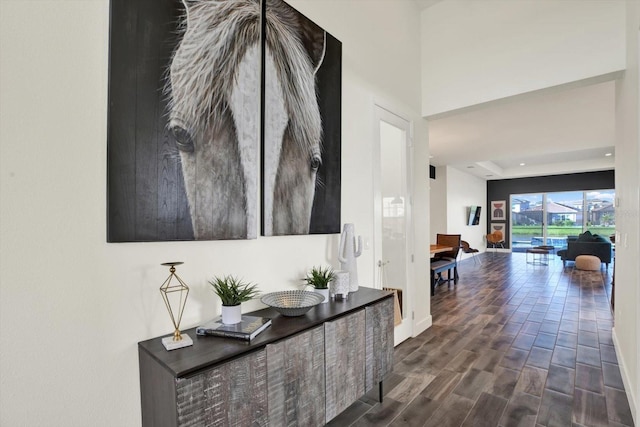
[267,325,325,426]
[365,297,394,392]
[174,350,268,426]
[325,309,366,422]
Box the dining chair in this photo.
[486,231,505,255]
[487,231,505,247]
[433,234,462,281]
[460,240,481,264]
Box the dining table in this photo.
[430,244,453,255]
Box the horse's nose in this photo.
[170,126,195,153]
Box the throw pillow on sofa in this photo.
[592,234,610,243]
[577,231,593,242]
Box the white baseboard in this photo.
[413,314,432,337]
[612,326,637,424]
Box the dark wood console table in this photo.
[138,287,394,426]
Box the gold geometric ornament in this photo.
[159,262,193,350]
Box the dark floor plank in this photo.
[515,366,548,397]
[572,388,609,427]
[604,387,634,426]
[500,391,541,427]
[352,397,404,427]
[387,395,441,427]
[602,362,625,390]
[551,346,577,368]
[489,367,520,400]
[537,389,573,426]
[420,369,461,401]
[574,363,604,394]
[423,393,475,427]
[500,347,529,371]
[461,392,508,427]
[452,368,494,401]
[527,347,553,369]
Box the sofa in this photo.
[556,231,612,268]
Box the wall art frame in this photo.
[490,200,506,221]
[107,0,341,242]
[490,223,506,235]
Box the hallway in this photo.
[329,252,634,426]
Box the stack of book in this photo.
[196,315,272,341]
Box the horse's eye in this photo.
[170,126,195,153]
[310,155,321,171]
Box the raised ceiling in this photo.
[427,79,616,180]
[418,0,618,181]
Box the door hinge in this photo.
[411,254,414,263]
[412,311,415,320]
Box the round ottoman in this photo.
[575,255,601,271]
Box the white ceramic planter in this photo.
[315,288,330,303]
[221,304,242,324]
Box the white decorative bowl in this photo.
[261,290,324,317]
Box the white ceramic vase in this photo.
[315,288,330,303]
[331,270,350,299]
[338,224,362,292]
[221,304,242,324]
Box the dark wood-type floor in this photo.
[329,252,634,427]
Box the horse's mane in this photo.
[168,0,324,159]
[168,0,261,140]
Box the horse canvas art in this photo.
[168,0,261,240]
[262,0,341,236]
[107,0,341,242]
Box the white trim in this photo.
[373,103,415,346]
[413,314,432,338]
[613,326,637,423]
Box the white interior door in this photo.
[373,105,413,346]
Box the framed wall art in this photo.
[261,0,342,237]
[107,0,341,242]
[490,223,506,235]
[490,200,506,221]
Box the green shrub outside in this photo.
[511,225,615,238]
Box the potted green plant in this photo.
[209,275,260,324]
[302,266,335,303]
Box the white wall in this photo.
[429,166,486,260]
[0,1,428,425]
[429,166,447,243]
[444,167,487,258]
[421,0,626,116]
[612,1,640,423]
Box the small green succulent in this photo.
[302,266,335,290]
[209,275,260,306]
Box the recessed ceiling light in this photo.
[520,162,526,166]
[605,153,612,157]
[486,174,493,177]
[467,166,475,169]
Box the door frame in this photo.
[372,103,414,346]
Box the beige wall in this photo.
[0,1,429,425]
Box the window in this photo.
[510,189,615,251]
